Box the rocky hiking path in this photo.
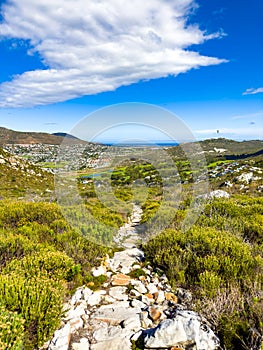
[44,207,220,350]
[114,204,143,249]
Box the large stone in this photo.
[92,302,141,326]
[144,310,220,350]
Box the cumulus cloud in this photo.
[0,0,227,107]
[243,87,263,95]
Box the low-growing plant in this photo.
[0,305,25,350]
[128,268,146,279]
[0,272,64,348]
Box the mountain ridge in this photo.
[0,127,86,145]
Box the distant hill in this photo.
[199,138,263,154]
[0,127,86,145]
[168,138,263,162]
[52,132,79,139]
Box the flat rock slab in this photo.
[111,273,131,286]
[92,302,141,326]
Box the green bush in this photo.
[0,200,110,348]
[3,250,77,281]
[144,223,263,349]
[0,272,63,348]
[0,306,25,350]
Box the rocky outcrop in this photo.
[44,246,220,350]
[198,190,230,200]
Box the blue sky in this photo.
[0,0,262,141]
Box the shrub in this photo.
[0,272,63,349]
[144,224,263,349]
[3,250,77,281]
[0,305,25,350]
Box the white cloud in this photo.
[243,87,263,95]
[0,0,227,107]
[232,111,263,120]
[194,127,263,139]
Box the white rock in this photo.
[156,290,165,304]
[199,190,230,200]
[131,280,147,294]
[129,289,141,297]
[93,325,124,342]
[92,265,106,277]
[65,302,86,321]
[92,302,141,326]
[237,172,254,184]
[48,323,71,350]
[140,311,152,328]
[87,292,102,306]
[131,330,143,342]
[69,317,84,332]
[104,295,117,304]
[147,283,158,294]
[132,264,141,270]
[131,299,147,309]
[109,286,128,301]
[144,310,220,350]
[83,287,93,301]
[72,338,90,350]
[141,295,154,305]
[71,288,83,305]
[121,314,141,331]
[142,268,152,276]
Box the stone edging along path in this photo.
[43,206,220,350]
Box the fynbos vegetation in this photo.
[0,138,262,349]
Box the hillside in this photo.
[168,138,263,162]
[0,147,54,200]
[0,127,85,145]
[0,137,262,349]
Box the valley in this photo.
[0,131,262,350]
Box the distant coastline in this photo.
[98,141,180,147]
